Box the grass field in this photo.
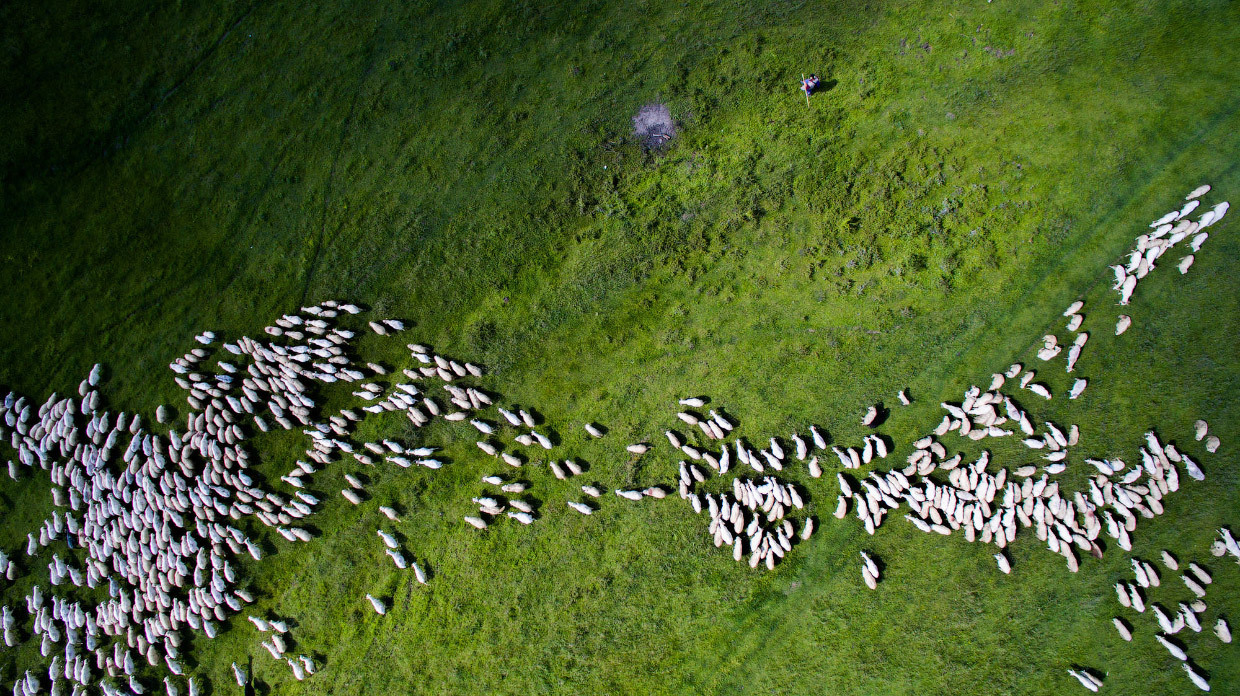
[2,0,1239,693]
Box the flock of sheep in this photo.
[0,185,1230,694]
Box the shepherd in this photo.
[800,73,821,103]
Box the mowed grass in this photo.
[1,0,1239,693]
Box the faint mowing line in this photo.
[55,1,261,180]
[298,45,383,307]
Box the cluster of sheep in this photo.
[245,614,316,681]
[0,180,1230,695]
[0,298,507,693]
[1111,185,1228,307]
[1106,543,1223,693]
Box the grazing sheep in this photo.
[463,516,488,530]
[861,406,877,426]
[1216,618,1231,643]
[1188,562,1212,585]
[1178,255,1195,273]
[365,594,387,615]
[1181,454,1205,481]
[1066,669,1100,692]
[810,426,828,449]
[1182,662,1210,691]
[994,552,1011,574]
[1205,436,1220,453]
[1187,184,1211,200]
[615,489,643,501]
[1183,574,1207,598]
[584,423,604,438]
[1063,301,1084,316]
[897,390,911,406]
[567,501,593,515]
[1156,633,1187,660]
[1112,618,1132,641]
[581,485,602,498]
[1162,550,1179,570]
[626,444,649,455]
[231,663,248,687]
[1115,315,1131,335]
[1068,379,1087,400]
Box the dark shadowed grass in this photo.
[0,0,1238,693]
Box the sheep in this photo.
[581,485,601,498]
[1182,662,1210,691]
[1115,315,1131,335]
[413,562,428,585]
[897,390,911,406]
[1118,275,1137,305]
[341,489,363,505]
[1188,562,1212,585]
[1156,633,1187,660]
[463,516,488,530]
[566,501,593,515]
[676,412,699,425]
[507,511,534,525]
[1180,603,1202,633]
[1068,380,1087,400]
[1112,618,1132,641]
[1178,255,1195,273]
[1187,184,1211,200]
[584,423,604,438]
[1066,669,1100,692]
[1162,550,1179,570]
[626,444,649,455]
[1216,618,1231,643]
[1027,384,1052,400]
[1182,574,1207,598]
[1204,435,1220,453]
[792,434,808,461]
[365,594,387,615]
[861,565,877,590]
[800,518,814,540]
[615,490,643,501]
[231,662,248,687]
[810,426,827,449]
[807,456,822,478]
[861,406,877,426]
[1181,454,1205,481]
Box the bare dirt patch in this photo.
[632,103,677,149]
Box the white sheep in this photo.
[365,594,387,615]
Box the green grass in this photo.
[1,0,1239,693]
